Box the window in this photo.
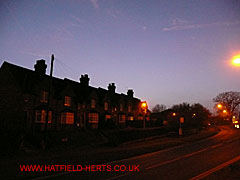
[128,116,134,121]
[119,115,126,123]
[64,96,71,106]
[61,112,74,124]
[91,99,96,108]
[128,105,132,113]
[138,116,144,120]
[40,91,48,103]
[105,114,111,121]
[104,102,108,111]
[77,103,81,110]
[35,110,52,123]
[120,104,123,112]
[88,113,99,123]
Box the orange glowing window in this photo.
[104,102,108,111]
[35,110,52,123]
[61,112,74,124]
[88,113,99,123]
[64,96,71,106]
[128,116,134,121]
[105,114,111,120]
[119,115,126,123]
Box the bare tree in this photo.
[152,104,166,113]
[213,91,240,116]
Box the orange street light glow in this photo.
[217,104,222,109]
[223,110,227,113]
[141,102,147,109]
[232,54,240,67]
[172,113,176,116]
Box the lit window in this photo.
[61,112,74,124]
[120,104,123,112]
[104,102,108,111]
[35,110,52,123]
[88,113,99,123]
[40,91,48,103]
[119,115,126,123]
[64,96,71,106]
[128,116,134,121]
[91,99,96,108]
[105,114,111,120]
[128,105,132,113]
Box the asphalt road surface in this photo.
[32,126,240,180]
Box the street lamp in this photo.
[217,104,223,109]
[141,101,148,128]
[231,54,240,67]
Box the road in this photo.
[33,125,240,180]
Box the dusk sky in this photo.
[1,0,240,110]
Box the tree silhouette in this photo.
[213,91,240,117]
[152,104,166,113]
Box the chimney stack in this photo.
[80,74,90,86]
[127,89,134,98]
[108,83,116,93]
[34,60,47,75]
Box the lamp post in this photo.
[141,101,148,128]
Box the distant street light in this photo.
[172,112,176,117]
[141,101,148,128]
[217,104,223,109]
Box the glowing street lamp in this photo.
[141,102,147,109]
[141,101,148,128]
[231,54,240,67]
[172,112,176,117]
[223,109,227,114]
[217,104,223,109]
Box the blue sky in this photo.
[1,0,240,110]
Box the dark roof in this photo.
[0,61,141,104]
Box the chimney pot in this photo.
[80,74,90,86]
[34,60,47,75]
[108,83,116,93]
[127,89,134,97]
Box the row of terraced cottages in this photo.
[0,60,150,132]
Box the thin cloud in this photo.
[70,14,84,24]
[162,21,240,32]
[89,0,99,9]
[18,50,50,58]
[69,14,84,28]
[48,24,74,41]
